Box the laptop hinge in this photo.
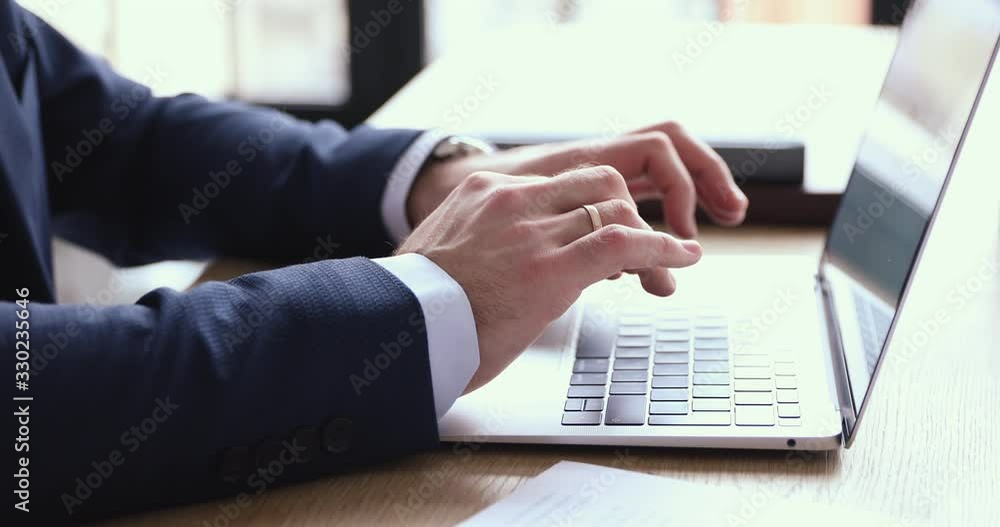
[814,272,858,446]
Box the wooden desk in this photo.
[103,30,1000,527]
[101,218,998,526]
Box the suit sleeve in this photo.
[5,258,440,522]
[20,5,420,265]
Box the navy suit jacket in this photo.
[0,2,440,522]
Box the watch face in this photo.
[434,136,494,160]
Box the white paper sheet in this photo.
[459,461,907,527]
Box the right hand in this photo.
[398,165,703,393]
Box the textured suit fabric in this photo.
[0,1,439,521]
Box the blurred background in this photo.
[26,0,907,128]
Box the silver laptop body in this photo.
[439,0,1000,450]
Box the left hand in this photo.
[408,122,749,239]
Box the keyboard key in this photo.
[694,349,728,361]
[694,316,727,328]
[655,330,690,342]
[693,373,730,385]
[694,327,728,339]
[570,373,608,385]
[694,338,728,350]
[568,386,605,398]
[735,392,773,405]
[774,362,798,376]
[655,341,689,352]
[778,417,802,427]
[653,363,688,376]
[775,376,798,389]
[615,347,650,359]
[735,406,775,426]
[564,399,583,411]
[654,352,689,364]
[652,376,687,389]
[656,320,689,331]
[610,382,648,395]
[618,325,652,336]
[574,359,609,373]
[734,366,771,379]
[694,361,729,373]
[614,358,649,370]
[619,316,652,326]
[693,385,730,398]
[734,379,772,392]
[649,401,689,415]
[617,336,652,348]
[651,388,689,401]
[612,370,647,382]
[577,323,615,358]
[605,395,647,425]
[562,412,602,425]
[649,413,730,426]
[693,398,731,411]
[584,398,605,411]
[734,354,769,367]
[776,389,799,403]
[777,404,801,418]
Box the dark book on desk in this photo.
[486,133,838,225]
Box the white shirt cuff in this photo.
[380,130,450,245]
[373,253,480,419]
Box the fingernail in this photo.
[681,240,702,256]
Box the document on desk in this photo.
[459,461,905,527]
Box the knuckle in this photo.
[486,185,523,211]
[596,224,630,249]
[592,165,627,193]
[606,199,635,222]
[661,120,684,136]
[643,130,673,151]
[463,171,495,192]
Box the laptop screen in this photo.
[822,0,1000,414]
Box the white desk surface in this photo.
[371,22,899,194]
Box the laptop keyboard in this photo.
[562,310,802,427]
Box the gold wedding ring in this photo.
[582,204,603,233]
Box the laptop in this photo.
[438,0,1000,450]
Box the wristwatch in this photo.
[430,135,496,161]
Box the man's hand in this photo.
[408,122,749,239]
[399,166,702,393]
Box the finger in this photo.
[552,226,702,295]
[547,198,652,246]
[634,268,677,297]
[537,165,637,212]
[561,132,699,238]
[635,122,748,222]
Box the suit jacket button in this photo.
[291,427,320,463]
[322,418,353,453]
[219,447,251,484]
